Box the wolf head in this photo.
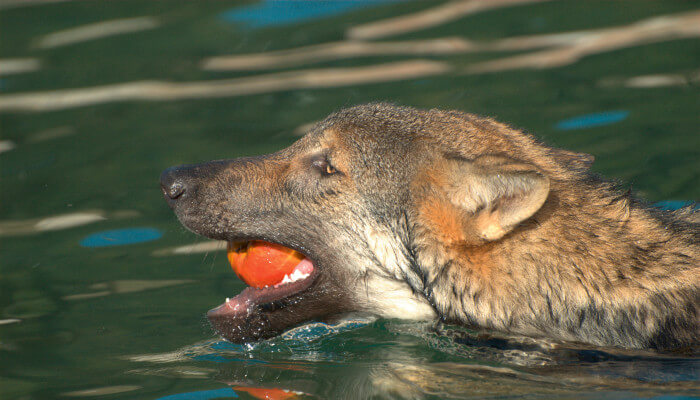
[162,104,698,350]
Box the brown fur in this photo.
[162,103,698,350]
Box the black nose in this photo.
[160,166,191,207]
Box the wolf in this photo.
[161,103,698,351]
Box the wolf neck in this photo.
[413,183,699,349]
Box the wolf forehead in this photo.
[310,103,477,151]
[303,103,590,176]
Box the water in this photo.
[1,1,698,399]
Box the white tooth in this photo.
[276,268,312,286]
[281,273,292,285]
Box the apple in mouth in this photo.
[206,240,320,342]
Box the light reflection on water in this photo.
[125,320,699,399]
[1,0,698,399]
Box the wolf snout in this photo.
[160,166,195,208]
[160,160,234,209]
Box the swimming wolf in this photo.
[161,103,698,351]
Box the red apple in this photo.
[227,240,305,288]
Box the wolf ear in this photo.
[445,156,550,241]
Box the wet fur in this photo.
[163,103,698,350]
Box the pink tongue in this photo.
[294,258,314,275]
[212,257,315,317]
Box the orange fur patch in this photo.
[462,242,498,279]
[419,198,466,245]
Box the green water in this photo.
[1,1,698,399]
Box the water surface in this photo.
[1,1,698,399]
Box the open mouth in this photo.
[206,240,317,322]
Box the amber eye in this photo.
[311,156,338,176]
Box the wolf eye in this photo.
[311,157,338,176]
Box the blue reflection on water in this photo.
[556,110,629,130]
[192,354,231,363]
[155,388,238,400]
[80,227,162,247]
[654,201,697,211]
[221,0,403,28]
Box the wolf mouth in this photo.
[206,240,320,338]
